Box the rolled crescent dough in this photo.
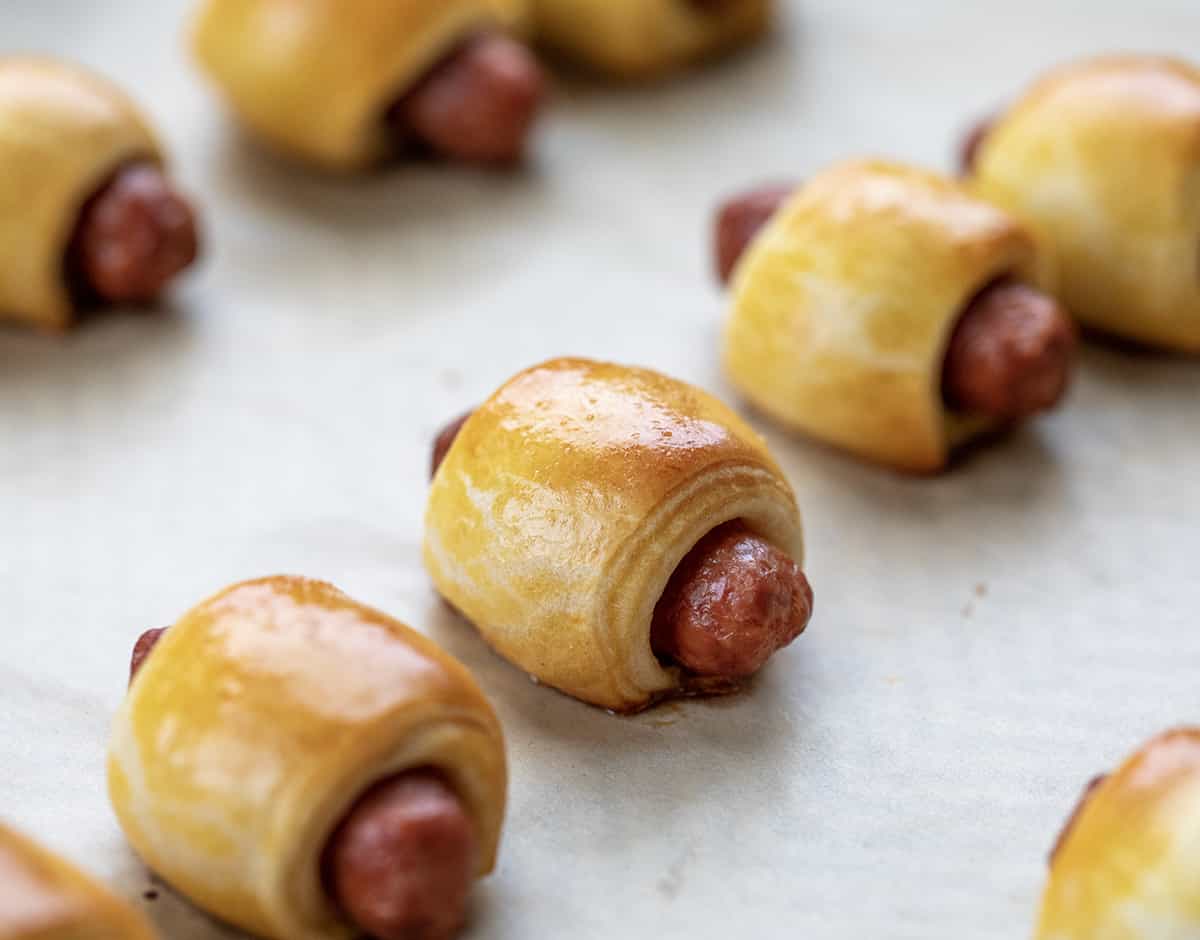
[723,159,1051,472]
[1036,728,1200,939]
[423,357,803,713]
[192,0,508,170]
[972,55,1200,352]
[107,575,507,940]
[0,57,161,331]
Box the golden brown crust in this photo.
[423,357,803,712]
[106,576,506,940]
[972,55,1200,352]
[1036,728,1200,939]
[529,0,770,79]
[192,0,507,170]
[0,57,162,330]
[723,159,1051,472]
[0,824,159,939]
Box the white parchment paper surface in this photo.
[1,1,1198,937]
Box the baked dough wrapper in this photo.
[1036,729,1200,939]
[107,576,506,940]
[0,57,162,331]
[0,823,158,940]
[972,56,1200,352]
[423,357,804,713]
[528,0,770,79]
[723,159,1053,473]
[192,0,517,171]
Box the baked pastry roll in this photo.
[0,57,198,331]
[0,823,158,939]
[968,56,1200,352]
[1036,728,1200,939]
[720,159,1073,472]
[424,357,812,713]
[108,575,506,940]
[529,0,770,78]
[193,0,544,170]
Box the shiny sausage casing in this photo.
[651,521,812,678]
[942,280,1076,421]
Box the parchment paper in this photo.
[2,2,1198,937]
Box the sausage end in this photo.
[942,280,1078,421]
[394,32,545,166]
[960,115,997,176]
[129,627,167,686]
[324,771,478,940]
[652,521,813,679]
[431,411,474,480]
[714,184,794,285]
[68,163,199,305]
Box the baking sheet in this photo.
[2,1,1199,937]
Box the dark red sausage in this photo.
[391,32,544,166]
[1049,774,1108,864]
[67,163,199,305]
[713,183,795,284]
[129,627,167,686]
[431,411,474,480]
[960,115,998,176]
[323,771,478,940]
[943,279,1077,421]
[651,521,813,679]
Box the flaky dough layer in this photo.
[107,576,506,940]
[424,357,803,712]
